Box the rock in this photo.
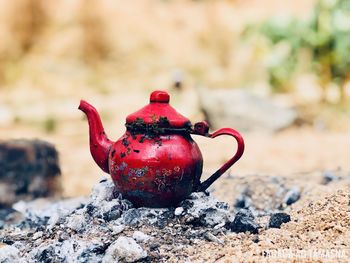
[174,207,184,216]
[268,213,291,228]
[133,231,151,242]
[0,245,24,263]
[198,88,297,132]
[230,209,260,234]
[102,236,147,263]
[0,139,61,206]
[283,186,301,205]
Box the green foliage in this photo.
[245,0,350,101]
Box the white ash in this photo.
[0,178,231,262]
[0,245,25,263]
[180,192,231,227]
[132,231,152,242]
[103,236,147,262]
[174,207,184,216]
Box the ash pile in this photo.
[0,172,304,263]
[0,178,234,262]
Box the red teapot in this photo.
[79,90,244,207]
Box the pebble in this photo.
[230,209,260,234]
[102,236,147,263]
[268,213,291,228]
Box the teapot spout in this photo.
[78,100,113,174]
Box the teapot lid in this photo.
[125,90,191,131]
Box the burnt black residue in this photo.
[125,117,192,146]
[120,152,126,158]
[122,138,130,147]
[133,149,140,153]
[111,150,116,157]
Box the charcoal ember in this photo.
[121,208,142,226]
[268,213,291,229]
[120,208,171,228]
[234,194,251,209]
[230,209,260,234]
[77,243,108,263]
[29,240,101,263]
[283,186,301,206]
[35,245,58,263]
[0,139,61,206]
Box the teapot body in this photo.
[109,131,203,207]
[79,90,245,208]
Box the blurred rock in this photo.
[321,170,339,185]
[198,88,297,132]
[0,139,61,206]
[283,186,301,206]
[268,212,291,228]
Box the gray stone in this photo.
[198,88,297,132]
[102,236,147,262]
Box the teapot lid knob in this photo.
[150,90,170,103]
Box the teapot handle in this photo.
[192,121,245,192]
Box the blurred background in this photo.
[0,0,349,202]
